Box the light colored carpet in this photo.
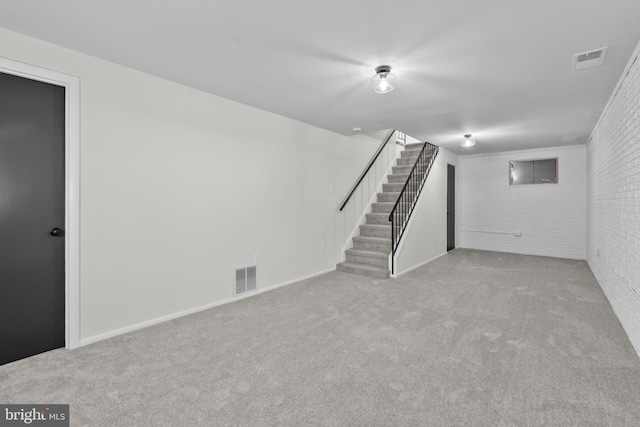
[1,249,640,426]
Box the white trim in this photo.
[0,57,81,349]
[80,267,335,346]
[394,252,447,277]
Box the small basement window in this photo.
[509,158,558,185]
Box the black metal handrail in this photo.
[388,142,439,274]
[339,129,396,211]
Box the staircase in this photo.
[337,143,427,279]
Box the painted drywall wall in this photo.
[0,28,381,341]
[587,41,640,355]
[395,148,458,275]
[459,145,586,259]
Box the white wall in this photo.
[395,148,458,275]
[587,41,640,355]
[0,28,380,342]
[459,146,586,259]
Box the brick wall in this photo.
[587,42,640,355]
[459,145,586,259]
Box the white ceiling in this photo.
[1,0,639,155]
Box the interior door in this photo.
[0,71,65,365]
[447,164,455,251]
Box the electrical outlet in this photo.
[255,253,260,264]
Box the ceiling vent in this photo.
[572,47,607,71]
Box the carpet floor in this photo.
[1,249,640,426]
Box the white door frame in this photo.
[0,56,81,349]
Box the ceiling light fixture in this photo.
[461,134,476,148]
[371,65,396,94]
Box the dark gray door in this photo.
[447,164,455,251]
[0,71,65,365]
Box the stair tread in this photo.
[353,236,391,243]
[360,224,391,229]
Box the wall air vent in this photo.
[234,266,257,296]
[572,47,607,71]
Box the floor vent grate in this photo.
[235,266,257,296]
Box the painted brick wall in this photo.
[587,43,640,355]
[459,145,586,259]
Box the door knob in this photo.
[49,227,63,237]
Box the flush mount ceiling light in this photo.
[461,134,476,148]
[370,65,396,94]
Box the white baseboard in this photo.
[78,267,335,347]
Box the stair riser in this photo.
[392,166,413,175]
[371,203,394,213]
[359,226,391,238]
[387,174,409,183]
[404,143,426,151]
[366,213,391,225]
[377,193,398,203]
[354,240,391,253]
[401,149,422,158]
[346,253,388,268]
[337,263,390,279]
[383,183,405,193]
[396,153,432,166]
[396,157,418,166]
